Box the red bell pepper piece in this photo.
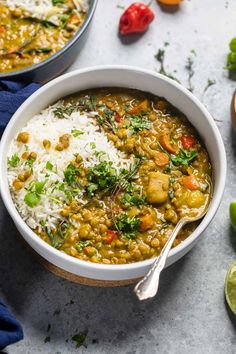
[106,230,117,243]
[181,135,195,149]
[115,113,122,123]
[119,2,155,35]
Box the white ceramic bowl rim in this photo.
[0,65,227,273]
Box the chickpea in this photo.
[132,249,142,259]
[75,154,83,163]
[43,139,51,149]
[29,152,37,160]
[105,219,112,227]
[21,152,30,159]
[18,170,31,182]
[91,255,101,263]
[55,143,64,151]
[100,224,108,233]
[165,209,178,224]
[84,246,96,257]
[12,179,24,190]
[151,238,160,248]
[115,239,124,248]
[102,259,111,264]
[60,208,70,217]
[139,243,150,255]
[59,134,70,149]
[17,132,29,144]
[149,113,157,121]
[79,224,91,239]
[117,128,127,139]
[81,209,92,221]
[11,8,22,17]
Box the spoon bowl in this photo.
[134,194,212,301]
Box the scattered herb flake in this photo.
[44,336,51,343]
[72,330,88,348]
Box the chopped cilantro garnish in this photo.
[72,330,88,348]
[26,157,35,172]
[170,149,198,166]
[90,142,96,149]
[64,163,81,185]
[24,180,46,208]
[72,129,84,137]
[115,213,140,240]
[121,193,146,207]
[127,114,151,133]
[24,192,41,208]
[46,161,53,170]
[87,161,117,197]
[8,153,20,167]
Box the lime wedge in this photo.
[230,201,236,231]
[225,261,236,315]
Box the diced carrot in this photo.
[129,99,149,114]
[159,133,178,154]
[0,26,5,33]
[182,175,199,190]
[181,135,195,149]
[139,214,154,232]
[154,152,170,167]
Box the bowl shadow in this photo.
[0,198,191,347]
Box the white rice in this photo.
[2,0,89,24]
[7,102,133,232]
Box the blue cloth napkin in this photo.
[0,301,23,349]
[0,80,41,129]
[0,80,41,348]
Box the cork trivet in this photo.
[19,235,141,287]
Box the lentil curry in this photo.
[0,0,89,73]
[7,88,212,265]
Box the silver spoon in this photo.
[134,199,211,301]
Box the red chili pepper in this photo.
[181,135,195,149]
[106,230,117,244]
[119,2,155,35]
[115,112,122,123]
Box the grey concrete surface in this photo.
[1,0,236,353]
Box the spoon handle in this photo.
[134,219,186,301]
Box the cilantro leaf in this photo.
[72,129,84,137]
[121,193,146,207]
[8,153,20,167]
[24,192,41,208]
[64,163,81,185]
[114,213,140,239]
[127,114,151,133]
[170,149,198,166]
[46,161,53,170]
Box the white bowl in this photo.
[0,66,227,283]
